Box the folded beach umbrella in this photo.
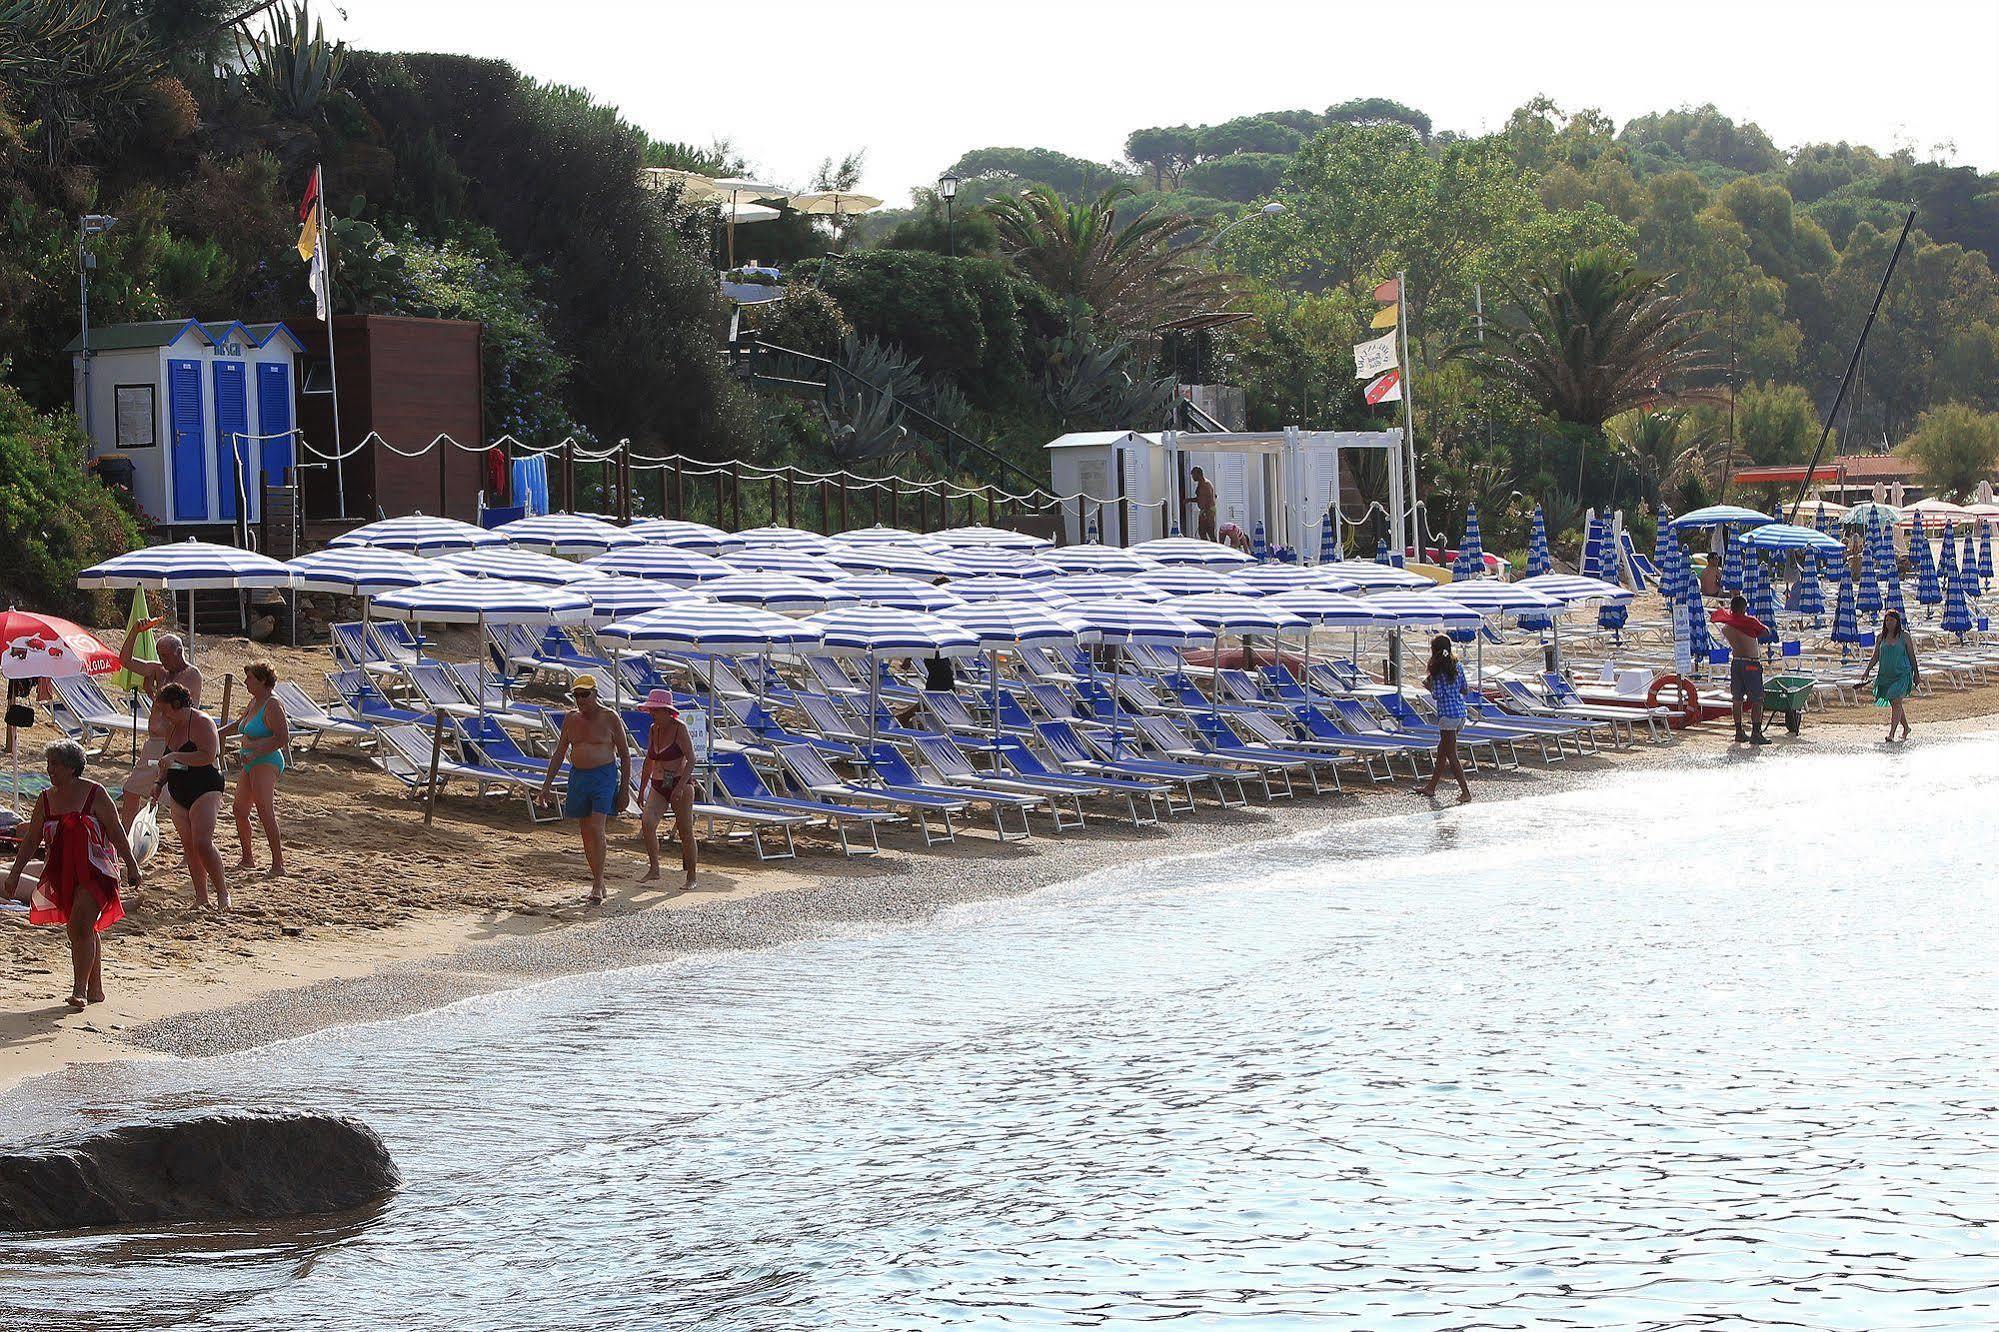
[1940,527,1972,636]
[1857,517,1883,617]
[703,571,856,614]
[1680,567,1713,666]
[1135,566,1239,597]
[832,575,966,612]
[1745,554,1779,645]
[940,577,1078,606]
[1375,536,1391,565]
[1040,544,1151,575]
[1884,560,1906,616]
[928,524,1052,551]
[1061,598,1210,756]
[1053,575,1166,603]
[1134,536,1254,568]
[734,524,832,552]
[1319,510,1340,564]
[627,518,743,555]
[722,548,846,580]
[1910,517,1942,610]
[1452,504,1484,582]
[1526,505,1552,578]
[1792,549,1825,619]
[496,512,644,555]
[328,513,502,555]
[1251,520,1269,562]
[576,578,701,625]
[944,547,1059,580]
[1720,533,1744,593]
[1980,522,1994,582]
[1962,532,1982,597]
[583,545,731,587]
[438,546,607,587]
[1830,565,1862,653]
[287,547,445,595]
[823,539,963,579]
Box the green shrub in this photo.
[0,376,143,619]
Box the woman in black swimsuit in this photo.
[154,683,229,910]
[636,691,698,891]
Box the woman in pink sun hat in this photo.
[636,689,699,890]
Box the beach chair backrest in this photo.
[1216,669,1266,704]
[1332,697,1384,733]
[996,736,1057,778]
[273,680,331,724]
[913,734,974,778]
[776,742,845,790]
[407,662,465,708]
[806,654,860,695]
[368,621,420,664]
[864,742,922,787]
[1035,722,1092,766]
[922,690,977,730]
[54,674,120,724]
[1234,710,1290,746]
[797,693,855,739]
[1134,715,1189,753]
[713,752,775,801]
[1026,682,1077,720]
[330,622,371,669]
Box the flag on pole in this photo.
[1370,303,1399,329]
[297,164,328,320]
[1371,278,1400,304]
[1363,369,1402,405]
[1353,330,1398,379]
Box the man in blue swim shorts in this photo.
[537,675,632,904]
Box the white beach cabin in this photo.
[67,319,304,530]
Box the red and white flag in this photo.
[1364,369,1403,405]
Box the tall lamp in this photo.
[938,172,960,257]
[78,213,119,446]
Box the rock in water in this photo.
[0,1111,399,1232]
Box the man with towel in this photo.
[1711,596,1770,745]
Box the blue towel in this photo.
[510,455,550,517]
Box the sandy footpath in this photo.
[5,623,1994,1096]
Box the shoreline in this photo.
[7,684,1994,1101]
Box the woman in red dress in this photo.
[4,740,141,1009]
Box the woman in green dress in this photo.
[1862,608,1920,742]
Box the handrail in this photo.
[729,334,1043,490]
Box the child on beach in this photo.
[1414,635,1473,804]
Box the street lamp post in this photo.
[78,213,118,446]
[1210,199,1286,247]
[938,172,960,257]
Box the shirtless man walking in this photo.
[537,674,631,905]
[1713,594,1770,745]
[1187,466,1219,542]
[117,616,204,826]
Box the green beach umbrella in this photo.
[105,588,155,694]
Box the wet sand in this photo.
[5,623,1993,1095]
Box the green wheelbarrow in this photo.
[1761,674,1817,734]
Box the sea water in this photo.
[3,735,1996,1330]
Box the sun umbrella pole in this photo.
[989,648,1001,747]
[1109,640,1122,760]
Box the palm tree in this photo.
[1477,247,1719,428]
[985,184,1226,335]
[1607,407,1725,507]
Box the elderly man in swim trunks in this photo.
[537,674,631,905]
[1713,594,1770,746]
[116,616,204,826]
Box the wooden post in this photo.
[819,478,832,534]
[714,466,725,528]
[730,462,743,531]
[437,432,448,516]
[888,476,899,529]
[1074,495,1085,543]
[673,455,684,519]
[218,674,235,768]
[871,480,881,527]
[1114,463,1130,548]
[986,485,999,528]
[785,472,797,529]
[618,440,632,523]
[423,709,447,825]
[838,478,850,532]
[767,473,778,526]
[916,485,928,533]
[561,440,575,512]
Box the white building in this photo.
[66,319,303,529]
[1045,428,1408,558]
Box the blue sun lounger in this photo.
[908,734,1085,833]
[711,752,890,857]
[863,742,1042,842]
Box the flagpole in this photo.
[313,165,349,517]
[1397,268,1419,563]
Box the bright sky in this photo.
[328,0,1999,205]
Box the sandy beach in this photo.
[5,624,1993,1095]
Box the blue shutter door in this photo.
[256,362,294,484]
[212,359,248,521]
[168,358,207,522]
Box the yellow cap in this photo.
[571,673,599,694]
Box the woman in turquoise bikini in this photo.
[1861,609,1920,743]
[219,660,291,875]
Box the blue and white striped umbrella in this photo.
[832,575,966,612]
[1516,574,1633,608]
[285,547,444,595]
[1338,563,1434,591]
[328,513,502,555]
[1979,521,1994,581]
[1437,580,1564,623]
[1454,503,1484,581]
[1857,517,1883,616]
[1168,515,1181,537]
[943,547,1059,580]
[437,547,607,587]
[1265,589,1397,627]
[1133,536,1254,568]
[1230,565,1325,595]
[1168,594,1309,636]
[583,545,731,586]
[1039,544,1150,575]
[1681,568,1713,665]
[703,571,857,614]
[1720,533,1744,593]
[372,577,590,625]
[599,603,822,654]
[1526,505,1552,578]
[824,539,963,579]
[1671,504,1775,530]
[1883,559,1906,616]
[1736,523,1843,554]
[802,606,980,658]
[1136,566,1241,597]
[1654,508,1683,600]
[77,538,298,591]
[735,524,833,552]
[1359,592,1487,630]
[1746,554,1779,644]
[496,512,644,555]
[929,525,1052,551]
[830,524,943,550]
[1910,518,1942,609]
[1940,523,1973,635]
[938,601,1088,647]
[627,518,742,555]
[1085,513,1101,543]
[1319,510,1339,563]
[1375,536,1391,565]
[1792,549,1825,618]
[939,577,1078,606]
[722,548,847,580]
[1251,520,1269,562]
[1830,565,1863,649]
[1061,599,1210,644]
[1052,574,1166,603]
[576,578,701,625]
[1962,533,1982,597]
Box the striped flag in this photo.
[1363,369,1402,405]
[297,164,328,320]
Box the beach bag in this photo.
[4,702,32,729]
[129,802,160,867]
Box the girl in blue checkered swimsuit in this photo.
[1416,635,1473,804]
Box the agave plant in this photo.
[986,185,1227,336]
[1476,247,1720,427]
[1041,332,1176,429]
[237,0,347,121]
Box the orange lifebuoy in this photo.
[1646,673,1700,726]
